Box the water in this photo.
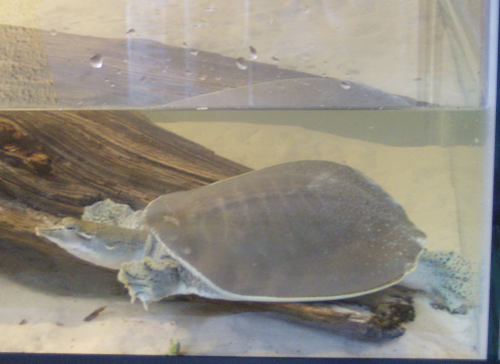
[151,108,493,358]
[0,108,492,358]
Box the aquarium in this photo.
[0,0,497,360]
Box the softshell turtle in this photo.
[36,160,471,311]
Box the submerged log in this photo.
[192,288,415,341]
[0,110,414,341]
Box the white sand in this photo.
[0,120,482,358]
[0,274,477,358]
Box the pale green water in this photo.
[0,108,493,358]
[149,108,493,356]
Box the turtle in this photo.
[35,160,472,312]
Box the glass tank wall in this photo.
[0,0,497,359]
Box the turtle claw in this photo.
[125,286,151,311]
[125,287,150,310]
[140,298,150,311]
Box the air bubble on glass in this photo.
[249,46,257,60]
[340,81,352,90]
[236,57,248,70]
[299,4,310,13]
[90,54,104,69]
[300,53,311,62]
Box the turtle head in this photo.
[36,217,148,270]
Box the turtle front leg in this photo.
[118,257,181,310]
[399,250,473,313]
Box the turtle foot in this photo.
[118,256,180,309]
[421,250,472,313]
[401,250,473,313]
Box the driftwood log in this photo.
[0,110,414,341]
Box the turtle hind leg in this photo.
[400,250,473,314]
[421,250,473,314]
[118,257,181,310]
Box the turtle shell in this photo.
[144,160,426,301]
